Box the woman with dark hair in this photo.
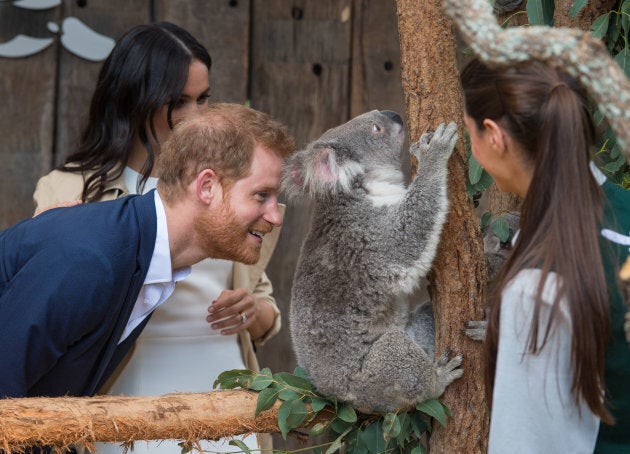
[460,59,630,453]
[34,22,282,453]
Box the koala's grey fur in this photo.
[283,110,462,413]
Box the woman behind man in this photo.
[461,59,630,453]
[34,22,282,453]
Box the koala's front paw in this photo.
[410,121,458,164]
[434,350,463,395]
[464,320,487,342]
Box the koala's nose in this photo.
[380,110,403,126]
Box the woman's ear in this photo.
[196,168,219,205]
[482,118,507,155]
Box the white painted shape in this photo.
[13,0,61,10]
[0,34,53,57]
[60,17,114,62]
[47,21,60,34]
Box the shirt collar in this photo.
[144,191,191,284]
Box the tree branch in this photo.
[442,0,630,155]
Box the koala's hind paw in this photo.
[464,320,487,342]
[435,351,463,388]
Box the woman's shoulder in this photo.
[33,169,87,211]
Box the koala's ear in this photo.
[310,147,339,183]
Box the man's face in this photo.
[194,145,284,264]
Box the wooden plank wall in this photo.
[1,0,405,446]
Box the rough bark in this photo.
[396,2,489,453]
[554,0,617,28]
[0,390,329,453]
[442,0,630,155]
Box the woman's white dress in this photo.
[95,169,260,453]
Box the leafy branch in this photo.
[211,368,451,454]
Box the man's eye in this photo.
[197,94,210,105]
[256,192,268,201]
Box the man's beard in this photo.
[193,201,268,265]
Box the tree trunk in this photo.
[0,390,329,453]
[553,0,617,28]
[395,2,489,453]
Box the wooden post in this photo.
[0,390,331,453]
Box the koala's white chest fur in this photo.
[364,168,407,207]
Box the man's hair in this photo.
[157,103,295,202]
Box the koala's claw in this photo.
[411,121,459,162]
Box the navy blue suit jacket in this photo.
[0,191,157,398]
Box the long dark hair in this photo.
[461,59,612,423]
[61,22,212,201]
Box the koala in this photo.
[283,110,462,413]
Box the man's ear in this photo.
[196,168,219,205]
[482,118,507,155]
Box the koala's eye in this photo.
[372,123,382,133]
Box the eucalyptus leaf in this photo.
[274,371,313,391]
[277,399,308,439]
[309,421,329,436]
[293,366,310,380]
[417,399,448,427]
[468,153,484,185]
[623,0,630,40]
[591,13,611,40]
[310,396,330,412]
[491,216,511,243]
[255,386,280,417]
[382,412,402,442]
[410,411,428,436]
[213,369,254,390]
[480,211,493,230]
[331,417,352,434]
[614,46,630,78]
[569,0,588,19]
[278,389,301,401]
[228,439,251,453]
[526,0,554,25]
[249,374,274,391]
[410,445,427,454]
[337,403,358,423]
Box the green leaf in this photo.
[526,0,554,25]
[569,0,588,19]
[308,421,329,436]
[468,153,484,185]
[410,411,428,437]
[330,417,352,434]
[622,1,630,41]
[277,399,309,439]
[614,46,630,79]
[337,403,358,423]
[248,374,274,391]
[591,13,611,40]
[293,366,310,379]
[278,389,301,401]
[416,399,448,427]
[382,413,402,443]
[213,369,254,390]
[359,420,385,454]
[310,396,330,412]
[228,439,251,453]
[255,386,280,417]
[274,371,314,392]
[491,215,511,243]
[480,211,493,230]
[411,445,427,454]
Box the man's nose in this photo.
[264,202,283,227]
